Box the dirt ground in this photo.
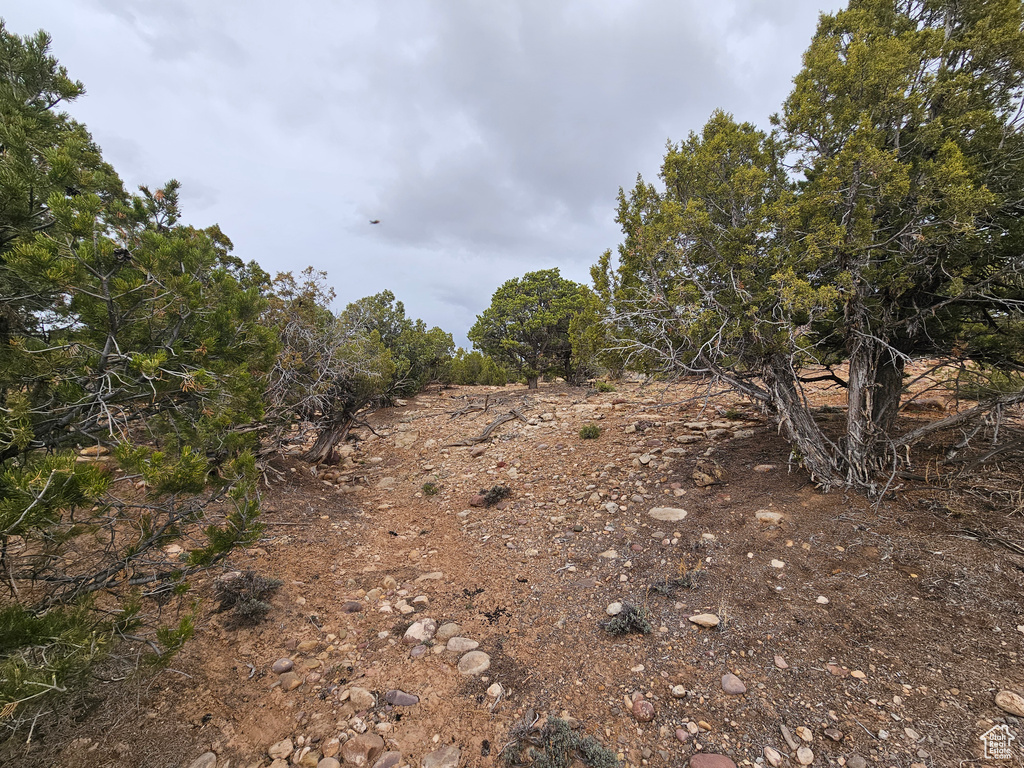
[5,377,1024,768]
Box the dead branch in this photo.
[897,389,1024,448]
[446,408,528,446]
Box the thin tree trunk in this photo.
[303,415,354,464]
[527,376,539,389]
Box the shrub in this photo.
[579,424,601,439]
[422,481,440,496]
[213,570,282,625]
[594,381,615,393]
[600,603,653,635]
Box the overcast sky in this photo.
[5,0,842,347]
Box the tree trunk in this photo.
[303,415,354,464]
[762,355,847,491]
[527,376,539,389]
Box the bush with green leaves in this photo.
[579,425,601,439]
[0,23,271,721]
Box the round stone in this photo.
[457,650,491,676]
[721,673,746,695]
[271,658,294,674]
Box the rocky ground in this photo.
[7,378,1024,768]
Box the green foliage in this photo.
[593,382,615,393]
[421,481,440,497]
[600,603,653,635]
[598,0,1024,490]
[443,349,510,386]
[579,424,601,439]
[0,22,269,720]
[502,716,620,768]
[470,269,590,388]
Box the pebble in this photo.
[671,685,687,698]
[648,506,688,522]
[599,549,618,559]
[796,747,814,765]
[795,726,812,743]
[755,510,783,525]
[632,698,655,722]
[384,689,418,706]
[318,759,341,768]
[341,734,384,768]
[780,725,799,751]
[410,644,427,658]
[721,673,746,695]
[422,744,460,768]
[824,728,844,742]
[487,683,503,697]
[675,728,690,743]
[348,687,376,709]
[753,464,776,472]
[446,637,479,652]
[470,445,487,457]
[186,753,217,768]
[606,602,623,616]
[457,650,491,675]
[816,595,830,604]
[341,601,363,613]
[847,756,867,768]
[763,746,783,767]
[996,690,1024,717]
[770,559,785,568]
[279,672,302,691]
[272,658,294,674]
[688,613,720,628]
[403,618,437,645]
[269,739,294,759]
[435,622,462,642]
[371,752,402,768]
[774,655,789,669]
[689,755,737,768]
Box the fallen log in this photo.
[446,408,528,446]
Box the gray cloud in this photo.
[4,0,843,347]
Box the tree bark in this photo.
[527,376,539,389]
[303,414,354,464]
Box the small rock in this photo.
[770,559,785,568]
[688,613,720,628]
[824,728,844,742]
[272,658,294,674]
[753,464,775,472]
[409,644,427,658]
[816,596,830,604]
[341,601,363,613]
[598,549,618,559]
[487,683,503,697]
[721,673,746,695]
[422,744,460,768]
[763,746,783,767]
[446,637,479,653]
[904,727,921,741]
[796,747,814,765]
[780,725,799,751]
[606,602,623,616]
[996,689,1024,717]
[675,728,690,743]
[632,698,655,722]
[435,622,462,641]
[279,672,302,691]
[457,650,491,675]
[186,753,217,768]
[340,734,385,768]
[671,685,687,698]
[403,617,437,645]
[370,752,402,768]
[470,445,487,457]
[847,756,867,768]
[755,510,783,525]
[850,670,866,679]
[384,689,418,706]
[318,759,342,768]
[795,726,812,742]
[269,739,294,759]
[348,687,376,710]
[774,655,789,669]
[648,507,688,522]
[689,755,737,768]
